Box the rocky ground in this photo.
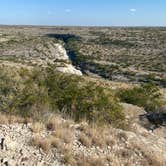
[0,123,62,166]
[0,104,165,166]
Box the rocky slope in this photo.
[0,104,165,166]
[0,32,82,76]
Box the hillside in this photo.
[0,108,166,166]
[0,26,166,166]
[0,26,166,84]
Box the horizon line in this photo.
[0,24,166,28]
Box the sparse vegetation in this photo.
[78,133,92,147]
[118,83,164,112]
[75,154,105,166]
[31,122,43,133]
[31,136,51,153]
[0,26,166,166]
[0,66,124,127]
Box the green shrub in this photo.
[0,68,20,112]
[44,66,124,126]
[0,66,124,127]
[118,83,163,112]
[15,80,49,118]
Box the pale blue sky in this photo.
[0,0,165,26]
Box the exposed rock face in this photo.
[57,64,82,76]
[53,44,69,60]
[54,44,82,76]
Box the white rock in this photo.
[8,159,17,166]
[53,43,82,76]
[5,137,19,151]
[57,64,82,76]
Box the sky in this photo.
[0,0,165,26]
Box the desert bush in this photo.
[0,68,19,112]
[4,68,50,118]
[0,66,124,127]
[16,83,49,118]
[118,83,163,112]
[44,66,124,126]
[0,67,49,119]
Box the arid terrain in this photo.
[0,26,166,85]
[0,26,166,166]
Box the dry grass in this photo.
[78,133,92,147]
[75,154,105,166]
[106,154,119,165]
[47,117,75,144]
[63,150,76,166]
[58,144,76,165]
[31,115,75,156]
[49,136,64,150]
[52,127,74,144]
[0,114,9,124]
[31,136,51,153]
[78,123,115,148]
[46,116,62,131]
[8,115,24,124]
[30,122,43,133]
[40,139,51,153]
[86,157,105,166]
[91,129,106,147]
[132,142,165,166]
[32,136,41,146]
[0,113,31,124]
[46,116,74,131]
[33,135,66,154]
[0,114,161,166]
[1,113,163,166]
[116,131,128,141]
